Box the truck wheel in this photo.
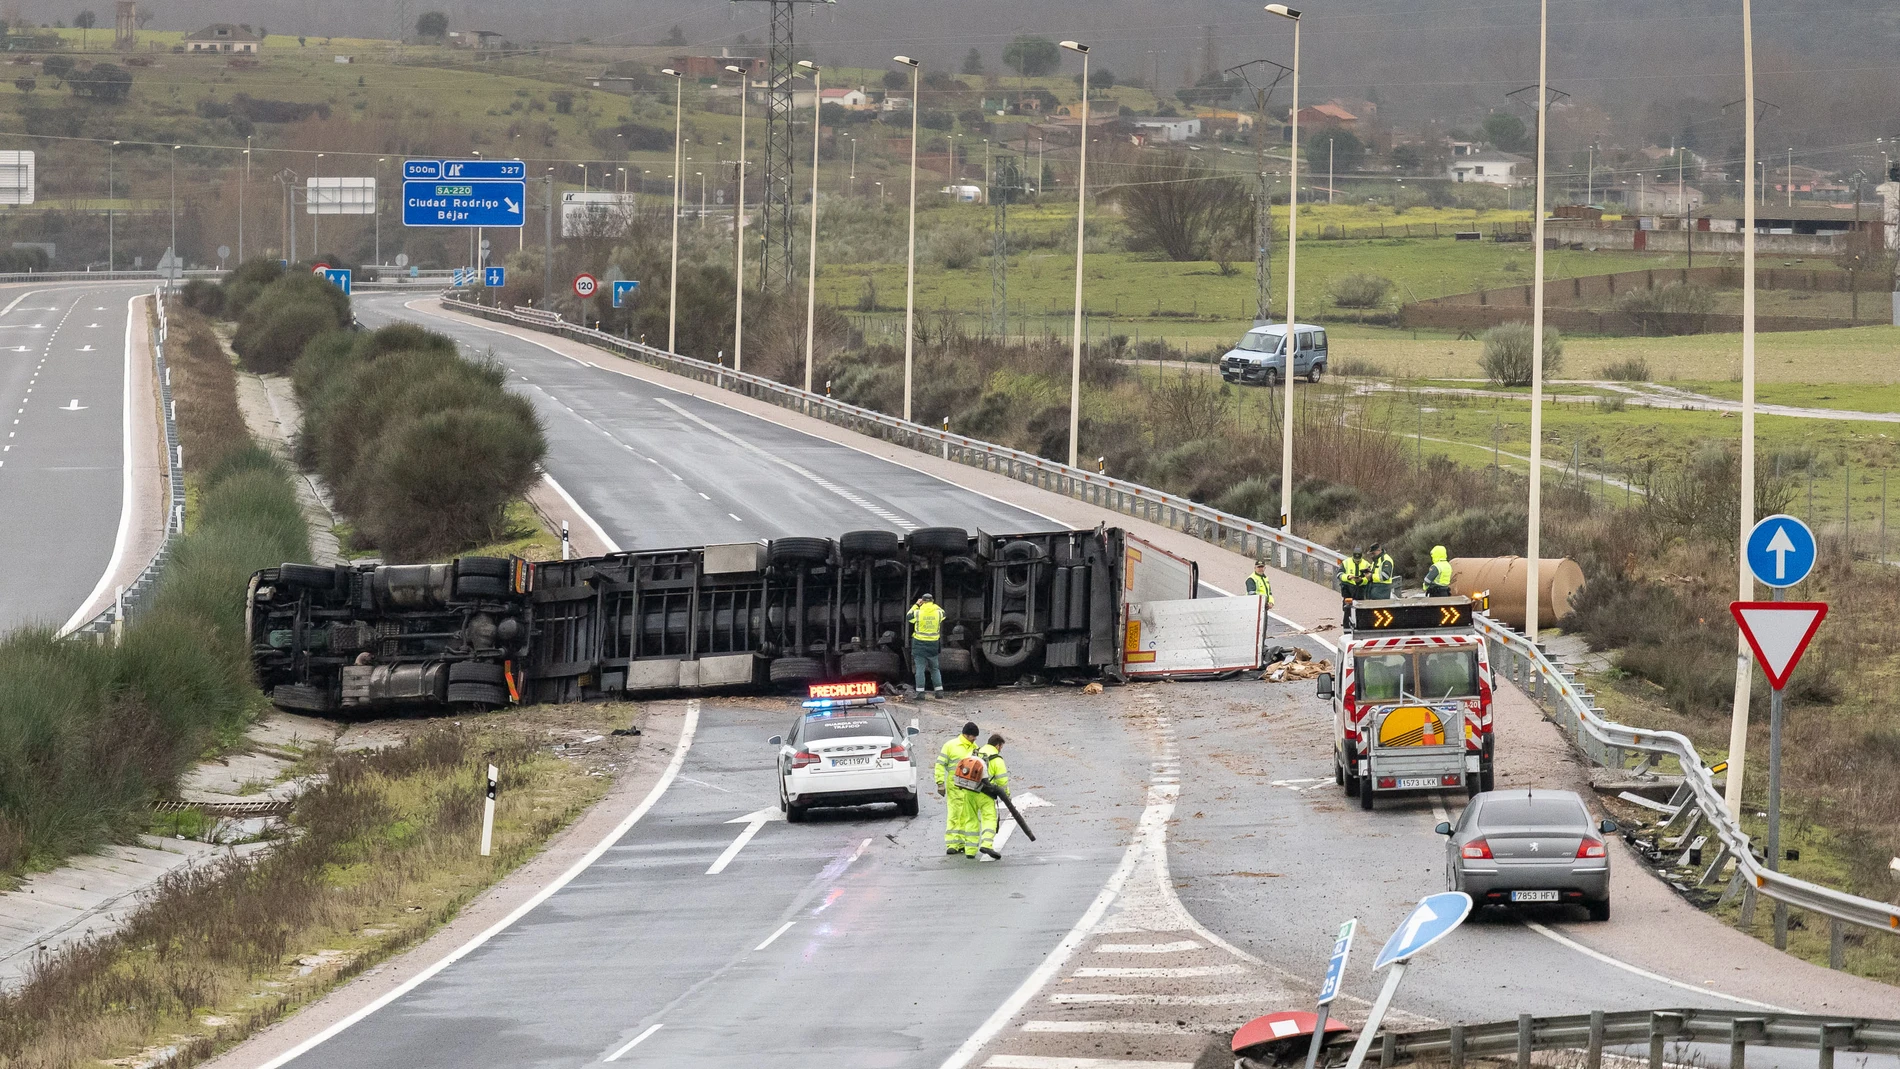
[1342,742,1360,797]
[998,540,1040,596]
[984,613,1043,669]
[768,655,826,684]
[908,526,969,555]
[1334,757,1344,785]
[278,563,338,592]
[769,536,833,566]
[455,575,507,598]
[840,649,902,680]
[447,682,507,707]
[449,661,508,686]
[938,646,977,678]
[840,530,902,559]
[455,556,511,579]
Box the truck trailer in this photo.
[247,525,1258,715]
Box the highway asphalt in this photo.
[0,283,149,634]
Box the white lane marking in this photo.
[1430,794,1450,825]
[0,290,37,317]
[1048,991,1283,1006]
[253,700,702,1069]
[1521,922,1791,1011]
[697,492,709,500]
[655,397,919,531]
[540,471,622,553]
[57,292,137,638]
[937,785,1177,1069]
[984,1058,1193,1069]
[1021,1021,1192,1035]
[1092,941,1203,954]
[994,820,1015,852]
[677,774,732,793]
[706,807,780,875]
[1071,963,1245,978]
[604,1023,663,1061]
[754,921,795,951]
[729,513,743,522]
[1269,609,1339,654]
[59,399,84,410]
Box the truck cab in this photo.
[1319,596,1495,810]
[1219,323,1328,386]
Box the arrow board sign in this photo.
[1373,891,1472,970]
[1730,601,1828,690]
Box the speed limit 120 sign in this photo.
[573,273,598,299]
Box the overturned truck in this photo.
[248,525,1265,714]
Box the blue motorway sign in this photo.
[1373,892,1471,970]
[403,178,527,228]
[485,266,506,288]
[612,280,639,308]
[1745,514,1816,588]
[322,268,351,295]
[403,158,527,181]
[1315,918,1357,1006]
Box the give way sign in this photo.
[1730,601,1828,690]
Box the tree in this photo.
[415,10,447,38]
[12,77,32,94]
[1481,111,1529,153]
[1306,129,1365,174]
[962,47,983,75]
[1111,151,1250,262]
[72,8,93,27]
[1390,143,1423,174]
[1002,35,1060,79]
[69,62,131,102]
[1073,67,1114,93]
[661,24,686,47]
[882,69,907,91]
[41,54,73,87]
[1478,323,1562,386]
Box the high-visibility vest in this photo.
[936,735,977,789]
[1372,554,1395,583]
[1427,560,1454,587]
[1246,573,1272,597]
[1342,557,1369,583]
[908,601,944,642]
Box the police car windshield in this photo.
[1236,331,1283,354]
[799,714,895,742]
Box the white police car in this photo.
[769,699,920,822]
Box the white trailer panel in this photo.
[1122,595,1263,678]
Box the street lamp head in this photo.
[661,67,681,78]
[1265,3,1302,18]
[893,55,919,68]
[724,64,746,75]
[1060,40,1088,53]
[797,60,819,71]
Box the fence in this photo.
[439,293,1900,950]
[65,285,183,640]
[1374,1008,1897,1069]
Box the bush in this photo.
[1615,282,1713,334]
[231,299,343,373]
[1329,273,1393,309]
[218,257,287,319]
[1599,356,1650,381]
[1478,322,1563,387]
[179,278,224,316]
[931,226,985,270]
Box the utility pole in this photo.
[544,172,554,308]
[729,0,837,293]
[1227,58,1291,325]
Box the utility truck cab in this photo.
[1317,596,1495,810]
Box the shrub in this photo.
[1329,273,1393,309]
[218,257,287,319]
[231,299,343,373]
[931,226,985,270]
[1599,356,1651,381]
[179,278,224,316]
[1615,282,1713,334]
[1478,322,1563,387]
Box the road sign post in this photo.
[1303,918,1357,1069]
[1729,595,1828,950]
[1342,893,1471,1069]
[1728,514,1818,832]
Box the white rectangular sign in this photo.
[307,176,377,215]
[561,190,637,237]
[1122,596,1264,678]
[0,151,35,206]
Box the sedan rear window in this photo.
[798,715,894,742]
[1480,797,1585,829]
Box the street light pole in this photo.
[663,67,684,353]
[169,144,180,278]
[313,152,325,255]
[1724,0,1761,822]
[1526,0,1550,637]
[895,54,921,422]
[107,141,117,274]
[1061,40,1090,468]
[799,60,823,393]
[1268,4,1302,539]
[727,64,751,372]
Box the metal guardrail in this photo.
[67,286,183,640]
[438,295,1900,946]
[1374,1008,1897,1069]
[0,270,226,283]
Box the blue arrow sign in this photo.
[441,158,526,180]
[403,179,527,228]
[612,280,639,308]
[485,266,506,288]
[1316,918,1358,1005]
[1745,513,1815,589]
[322,268,351,295]
[1373,892,1471,970]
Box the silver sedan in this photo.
[1436,788,1618,921]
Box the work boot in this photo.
[981,847,1002,860]
[963,851,978,860]
[946,847,961,855]
[933,689,946,700]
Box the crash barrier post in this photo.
[437,293,1900,947]
[66,287,184,641]
[1371,1009,1898,1069]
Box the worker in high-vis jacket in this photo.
[1340,548,1370,624]
[1424,545,1454,597]
[908,593,945,698]
[936,721,981,856]
[1365,542,1396,600]
[1246,559,1275,607]
[951,733,1010,860]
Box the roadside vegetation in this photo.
[0,711,630,1068]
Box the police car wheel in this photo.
[785,798,809,823]
[897,794,920,817]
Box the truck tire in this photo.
[271,683,335,712]
[998,540,1040,596]
[455,575,507,598]
[840,649,902,681]
[908,526,969,555]
[768,655,826,684]
[449,661,508,686]
[769,536,833,566]
[939,646,977,678]
[447,682,507,707]
[455,556,511,579]
[983,612,1043,669]
[840,530,902,559]
[278,563,338,592]
[1342,742,1361,798]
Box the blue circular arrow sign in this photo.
[1745,514,1816,589]
[1373,891,1473,970]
